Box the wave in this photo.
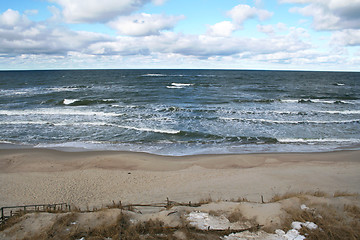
[226,110,360,116]
[141,74,167,77]
[46,87,81,92]
[280,99,356,104]
[318,110,360,115]
[220,117,360,124]
[0,121,50,125]
[155,107,360,116]
[61,98,117,106]
[0,109,122,117]
[0,85,91,97]
[170,131,279,144]
[166,83,194,89]
[0,119,178,135]
[0,90,29,96]
[232,98,357,105]
[278,138,360,144]
[115,125,180,134]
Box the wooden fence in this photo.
[1,203,70,225]
[0,198,201,226]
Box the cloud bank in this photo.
[0,1,359,70]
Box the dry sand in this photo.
[0,149,359,208]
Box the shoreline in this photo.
[1,141,360,156]
[0,149,359,208]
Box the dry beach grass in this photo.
[1,192,359,240]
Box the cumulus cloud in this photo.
[257,24,275,35]
[206,21,236,37]
[0,7,311,63]
[331,29,360,46]
[108,13,184,36]
[0,9,112,56]
[49,0,161,23]
[282,0,360,30]
[258,23,288,35]
[228,4,273,27]
[0,9,31,29]
[88,26,311,60]
[207,4,273,37]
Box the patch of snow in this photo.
[283,229,305,240]
[300,204,309,210]
[223,221,317,240]
[303,221,318,230]
[291,221,303,230]
[292,221,318,231]
[222,230,282,240]
[186,211,231,230]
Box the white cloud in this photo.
[0,7,311,64]
[331,29,360,46]
[0,9,30,29]
[108,13,184,36]
[0,9,112,56]
[228,4,273,27]
[49,0,154,23]
[206,21,236,37]
[152,0,167,5]
[253,50,346,67]
[89,27,311,59]
[206,4,273,37]
[257,24,275,35]
[283,0,360,30]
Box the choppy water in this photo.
[0,69,359,155]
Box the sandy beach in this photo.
[0,149,359,208]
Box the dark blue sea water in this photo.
[0,69,359,155]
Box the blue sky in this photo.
[0,0,360,71]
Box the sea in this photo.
[0,69,359,156]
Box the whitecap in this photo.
[63,99,78,105]
[0,121,50,125]
[141,74,167,77]
[47,87,78,92]
[230,118,359,124]
[0,109,122,117]
[171,83,194,87]
[166,86,183,89]
[280,99,299,103]
[115,125,180,134]
[318,110,360,115]
[167,83,194,89]
[278,138,360,143]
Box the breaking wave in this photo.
[61,99,117,106]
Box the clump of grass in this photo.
[270,191,328,202]
[281,202,360,240]
[0,211,26,231]
[344,204,360,219]
[230,197,250,203]
[227,210,246,223]
[333,191,359,198]
[270,192,306,202]
[23,212,79,240]
[198,197,214,205]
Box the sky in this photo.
[0,0,360,71]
